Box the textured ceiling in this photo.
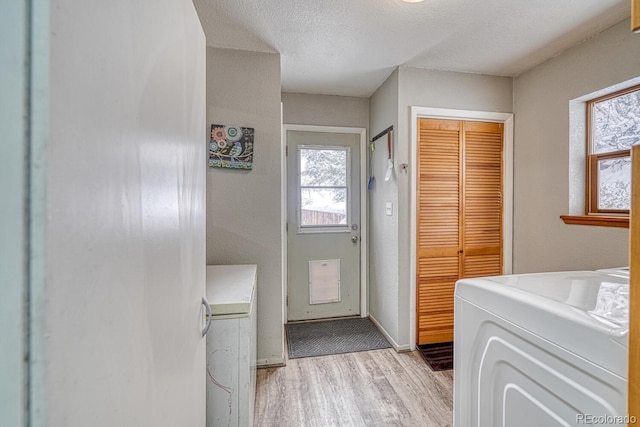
[193,0,630,97]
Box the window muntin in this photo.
[587,85,640,214]
[298,146,351,232]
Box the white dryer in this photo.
[454,270,629,427]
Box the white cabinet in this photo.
[205,265,258,427]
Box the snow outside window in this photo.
[587,85,640,214]
[298,146,351,232]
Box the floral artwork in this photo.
[209,124,254,170]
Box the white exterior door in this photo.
[286,130,362,321]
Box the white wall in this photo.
[369,67,513,348]
[205,47,285,365]
[282,92,370,129]
[45,1,207,425]
[368,69,401,347]
[513,19,635,273]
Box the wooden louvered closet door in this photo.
[417,119,503,345]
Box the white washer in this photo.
[454,270,629,427]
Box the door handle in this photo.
[351,235,360,243]
[201,297,212,338]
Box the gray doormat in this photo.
[285,317,391,359]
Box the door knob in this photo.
[351,235,360,243]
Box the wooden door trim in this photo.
[409,107,514,351]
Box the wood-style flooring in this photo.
[255,348,453,427]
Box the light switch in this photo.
[385,201,393,216]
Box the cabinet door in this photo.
[462,121,503,278]
[417,119,461,345]
[416,119,503,345]
[44,1,208,425]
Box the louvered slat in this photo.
[464,254,502,278]
[418,282,455,312]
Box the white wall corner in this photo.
[369,313,410,352]
[568,100,587,215]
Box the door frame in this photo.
[282,124,368,322]
[409,107,514,350]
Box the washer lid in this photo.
[455,271,629,377]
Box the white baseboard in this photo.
[368,314,411,353]
[396,344,412,352]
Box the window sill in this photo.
[560,215,629,228]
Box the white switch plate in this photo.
[385,201,393,216]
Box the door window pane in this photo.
[301,189,347,226]
[300,149,347,186]
[598,157,631,210]
[299,147,349,229]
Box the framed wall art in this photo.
[209,124,254,170]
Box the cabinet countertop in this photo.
[205,264,257,317]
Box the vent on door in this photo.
[309,259,341,304]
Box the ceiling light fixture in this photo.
[402,0,425,3]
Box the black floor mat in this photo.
[417,341,454,371]
[285,318,391,359]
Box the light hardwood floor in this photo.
[255,348,453,427]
